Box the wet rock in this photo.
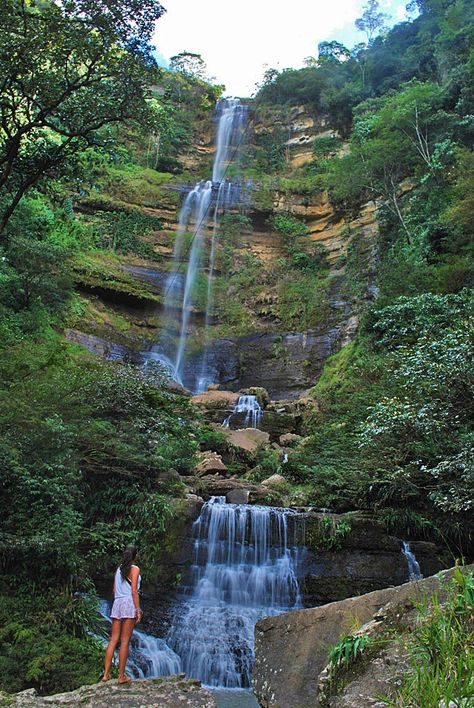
[5,676,217,707]
[194,476,269,504]
[226,489,250,504]
[239,386,271,407]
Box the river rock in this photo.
[4,676,217,707]
[252,564,474,708]
[195,452,228,476]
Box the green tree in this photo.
[355,0,389,44]
[0,0,165,235]
[169,51,209,81]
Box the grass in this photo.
[381,567,474,707]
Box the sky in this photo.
[152,0,412,97]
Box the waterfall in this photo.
[98,600,182,678]
[166,497,303,688]
[156,98,247,391]
[402,541,423,581]
[223,395,263,429]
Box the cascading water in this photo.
[223,395,263,429]
[402,541,423,581]
[153,98,248,391]
[166,497,303,688]
[98,600,182,678]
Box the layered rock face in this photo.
[252,565,473,708]
[294,513,449,606]
[67,103,377,400]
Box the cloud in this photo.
[153,0,365,95]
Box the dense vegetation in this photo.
[249,0,474,560]
[0,0,218,695]
[0,0,473,700]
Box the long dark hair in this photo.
[120,544,138,582]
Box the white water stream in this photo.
[402,541,423,581]
[101,498,303,691]
[166,497,303,687]
[223,395,263,429]
[152,98,247,391]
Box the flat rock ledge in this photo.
[2,675,217,707]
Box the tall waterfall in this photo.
[98,600,182,678]
[166,497,303,688]
[155,98,247,391]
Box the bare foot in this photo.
[118,674,132,685]
[101,673,110,683]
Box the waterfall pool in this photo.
[212,688,259,707]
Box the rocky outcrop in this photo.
[3,676,216,707]
[252,565,474,708]
[195,451,228,476]
[223,428,270,453]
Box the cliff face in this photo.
[67,102,378,398]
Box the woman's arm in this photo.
[129,566,142,623]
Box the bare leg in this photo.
[103,619,122,680]
[118,618,135,682]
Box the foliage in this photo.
[382,568,474,706]
[0,0,165,232]
[307,515,352,551]
[169,52,209,81]
[0,592,104,695]
[328,634,374,671]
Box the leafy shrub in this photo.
[382,568,474,706]
[307,515,352,551]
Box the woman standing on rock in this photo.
[102,544,143,684]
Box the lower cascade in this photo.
[165,497,303,688]
[99,601,182,678]
[223,395,263,429]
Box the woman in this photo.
[102,544,143,684]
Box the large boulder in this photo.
[194,451,228,477]
[252,565,474,708]
[224,428,270,453]
[279,432,301,446]
[191,390,239,410]
[261,474,288,488]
